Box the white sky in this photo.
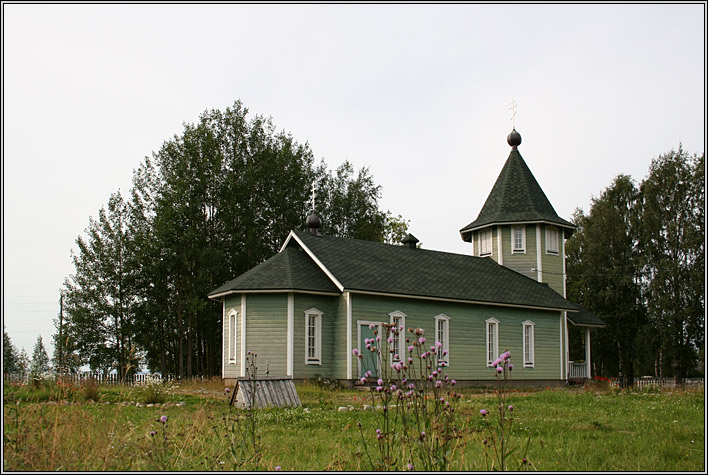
[2,3,705,357]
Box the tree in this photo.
[62,191,140,378]
[566,175,646,387]
[637,147,704,383]
[3,326,20,374]
[59,100,408,377]
[30,335,50,376]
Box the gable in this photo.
[208,243,340,298]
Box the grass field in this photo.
[2,378,704,471]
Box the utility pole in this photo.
[58,293,64,372]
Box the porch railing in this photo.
[568,361,588,379]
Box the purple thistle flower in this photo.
[492,358,502,367]
[451,379,457,386]
[225,387,230,393]
[377,378,384,386]
[436,341,443,349]
[442,350,448,356]
[387,337,394,344]
[352,348,359,356]
[419,337,426,344]
[376,428,381,434]
[160,415,168,423]
[408,357,413,364]
[407,463,414,470]
[275,467,282,471]
[407,345,414,353]
[421,431,426,438]
[150,430,156,436]
[360,377,366,383]
[435,381,443,388]
[390,385,397,391]
[508,364,513,371]
[376,336,381,342]
[365,371,372,377]
[369,324,376,330]
[496,366,503,373]
[480,409,487,416]
[508,405,514,411]
[376,386,383,392]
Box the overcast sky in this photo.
[3,3,705,358]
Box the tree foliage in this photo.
[3,326,21,375]
[567,147,704,383]
[30,336,50,376]
[59,100,408,376]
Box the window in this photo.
[389,311,406,361]
[486,318,499,366]
[546,227,559,255]
[304,308,323,365]
[480,229,493,256]
[228,310,237,364]
[522,320,535,367]
[434,314,450,366]
[512,226,526,254]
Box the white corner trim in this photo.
[497,226,503,265]
[240,295,247,378]
[222,301,225,377]
[559,312,564,380]
[287,293,294,376]
[536,224,543,282]
[346,292,353,379]
[288,232,345,292]
[562,235,567,298]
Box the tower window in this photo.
[512,226,526,254]
[479,230,493,256]
[546,227,559,255]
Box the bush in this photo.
[81,377,100,401]
[138,378,175,404]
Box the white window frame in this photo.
[434,314,450,367]
[522,320,535,368]
[546,227,559,255]
[511,226,526,254]
[228,309,237,364]
[304,308,323,365]
[389,310,407,362]
[479,229,493,257]
[486,317,500,367]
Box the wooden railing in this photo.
[568,362,588,379]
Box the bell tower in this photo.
[459,129,575,297]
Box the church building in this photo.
[209,128,604,385]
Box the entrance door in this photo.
[359,323,379,379]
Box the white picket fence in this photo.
[3,372,209,385]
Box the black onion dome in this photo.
[306,212,321,232]
[507,128,522,148]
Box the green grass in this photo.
[3,380,704,471]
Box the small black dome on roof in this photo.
[306,212,321,235]
[507,128,522,148]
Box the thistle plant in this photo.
[217,350,262,469]
[354,325,462,471]
[478,350,532,471]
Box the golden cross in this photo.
[509,99,517,128]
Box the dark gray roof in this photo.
[460,149,575,241]
[294,231,576,311]
[567,303,606,327]
[209,245,340,296]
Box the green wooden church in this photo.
[209,128,604,386]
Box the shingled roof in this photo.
[208,245,341,296]
[460,148,575,241]
[210,230,580,313]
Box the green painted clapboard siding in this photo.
[292,294,336,379]
[223,294,242,379]
[351,293,562,380]
[244,294,288,377]
[332,294,349,380]
[540,225,564,295]
[501,225,538,281]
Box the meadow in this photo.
[2,377,704,472]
